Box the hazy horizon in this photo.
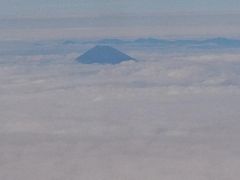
[1,13,240,40]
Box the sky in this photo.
[1,0,240,18]
[0,0,240,40]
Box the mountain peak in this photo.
[76,45,134,64]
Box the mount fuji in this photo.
[76,45,134,64]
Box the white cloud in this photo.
[1,49,240,180]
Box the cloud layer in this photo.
[1,48,240,179]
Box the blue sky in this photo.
[1,0,240,18]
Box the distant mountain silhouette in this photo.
[84,37,240,49]
[134,38,170,44]
[61,38,240,49]
[76,45,134,64]
[97,39,129,44]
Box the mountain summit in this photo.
[76,45,134,64]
